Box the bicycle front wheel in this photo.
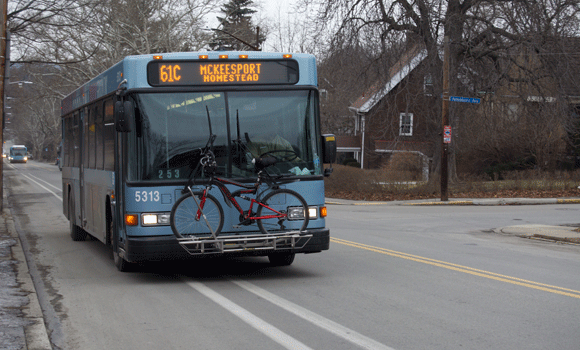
[257,189,309,235]
[170,191,224,238]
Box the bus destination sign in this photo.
[148,60,299,86]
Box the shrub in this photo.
[341,158,361,168]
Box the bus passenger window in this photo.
[104,99,115,171]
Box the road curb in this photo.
[326,197,580,206]
[406,198,580,206]
[405,200,475,206]
[5,208,52,350]
[494,224,580,244]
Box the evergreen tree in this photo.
[210,0,265,51]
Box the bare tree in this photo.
[262,2,327,55]
[5,64,63,158]
[6,0,218,159]
[305,0,580,177]
[8,0,98,64]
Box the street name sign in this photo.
[449,96,481,104]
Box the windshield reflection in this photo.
[128,90,320,181]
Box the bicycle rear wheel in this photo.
[257,189,309,235]
[170,191,224,238]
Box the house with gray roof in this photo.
[340,44,438,178]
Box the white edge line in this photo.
[232,280,396,350]
[184,280,314,350]
[21,174,63,202]
[24,172,62,192]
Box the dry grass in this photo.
[324,164,580,201]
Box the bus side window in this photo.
[83,107,90,169]
[96,103,104,170]
[104,99,115,171]
[73,112,81,167]
[64,117,71,167]
[89,107,96,169]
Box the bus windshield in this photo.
[10,147,26,156]
[128,90,321,182]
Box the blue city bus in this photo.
[61,51,336,271]
[9,145,28,163]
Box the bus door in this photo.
[114,126,127,246]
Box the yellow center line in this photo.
[331,237,580,299]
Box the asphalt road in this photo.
[4,160,580,350]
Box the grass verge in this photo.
[324,164,580,201]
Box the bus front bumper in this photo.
[123,228,330,262]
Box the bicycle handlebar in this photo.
[197,134,280,175]
[252,155,277,170]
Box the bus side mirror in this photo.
[115,100,134,132]
[321,134,336,177]
[321,134,337,164]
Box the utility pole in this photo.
[0,0,7,210]
[441,36,450,201]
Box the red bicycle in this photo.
[169,134,309,239]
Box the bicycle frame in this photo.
[184,123,295,230]
[193,175,287,224]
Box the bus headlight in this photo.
[142,213,171,226]
[308,207,318,219]
[288,206,318,220]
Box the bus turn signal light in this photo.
[125,214,139,226]
[320,206,327,218]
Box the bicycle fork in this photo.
[188,186,218,239]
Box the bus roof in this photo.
[61,51,318,115]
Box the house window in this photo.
[399,113,413,136]
[505,103,519,121]
[424,74,434,96]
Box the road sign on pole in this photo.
[449,96,481,104]
[444,125,452,143]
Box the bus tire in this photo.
[112,230,133,272]
[268,253,295,266]
[69,196,87,241]
[108,204,133,272]
[113,247,133,272]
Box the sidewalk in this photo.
[0,204,52,350]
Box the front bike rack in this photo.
[176,231,313,255]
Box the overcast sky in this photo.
[207,0,296,28]
[258,0,294,18]
[205,0,306,52]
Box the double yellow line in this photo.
[331,237,580,299]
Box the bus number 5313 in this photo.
[135,191,160,202]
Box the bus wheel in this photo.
[268,253,295,267]
[113,247,133,272]
[69,196,87,241]
[109,213,133,272]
